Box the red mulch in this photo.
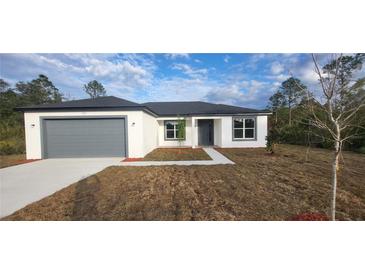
[122,158,144,162]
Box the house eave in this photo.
[155,112,272,118]
[15,106,159,117]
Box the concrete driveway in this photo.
[0,158,122,218]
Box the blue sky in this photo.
[1,53,361,109]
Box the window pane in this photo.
[166,122,175,130]
[234,118,243,128]
[234,129,243,139]
[245,129,254,138]
[245,118,255,128]
[166,130,175,139]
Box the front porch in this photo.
[156,116,224,148]
[191,117,222,148]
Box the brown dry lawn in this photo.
[0,154,26,169]
[143,148,211,161]
[3,145,365,221]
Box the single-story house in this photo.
[16,96,271,159]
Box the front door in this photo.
[198,119,214,146]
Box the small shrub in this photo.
[176,118,186,147]
[0,139,25,155]
[290,212,329,221]
[266,135,275,154]
[266,127,280,154]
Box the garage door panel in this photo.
[43,118,126,158]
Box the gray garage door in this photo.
[43,118,126,158]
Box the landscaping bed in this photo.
[3,145,365,220]
[143,147,211,161]
[0,154,28,169]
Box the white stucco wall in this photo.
[142,112,159,156]
[24,111,268,159]
[220,115,267,148]
[157,118,193,147]
[23,110,149,159]
[213,119,222,147]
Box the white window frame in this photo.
[232,117,256,140]
[164,120,185,140]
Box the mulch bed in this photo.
[143,147,211,161]
[122,158,144,162]
[3,145,365,221]
[0,154,40,169]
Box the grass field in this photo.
[143,148,211,161]
[3,145,365,220]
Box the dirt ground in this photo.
[0,154,26,169]
[3,145,365,220]
[143,148,211,161]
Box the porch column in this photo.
[191,117,197,148]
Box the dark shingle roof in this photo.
[16,96,270,116]
[143,101,269,116]
[15,96,141,110]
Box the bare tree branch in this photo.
[307,53,365,220]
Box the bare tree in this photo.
[307,54,365,220]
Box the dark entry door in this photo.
[198,119,214,146]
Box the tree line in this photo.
[267,54,365,154]
[0,75,107,154]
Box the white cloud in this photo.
[145,74,271,108]
[171,63,208,78]
[147,77,213,102]
[0,53,154,99]
[164,53,190,59]
[205,85,243,103]
[266,73,289,83]
[244,53,267,70]
[205,79,271,108]
[270,62,285,74]
[296,65,319,85]
[264,54,318,89]
[224,55,230,63]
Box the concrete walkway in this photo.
[0,158,122,218]
[120,147,234,166]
